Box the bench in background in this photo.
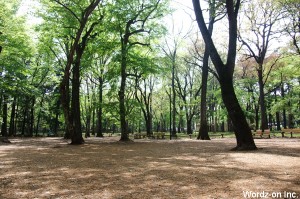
[281,128,300,138]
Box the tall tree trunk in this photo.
[119,40,130,141]
[198,48,210,140]
[146,115,153,137]
[197,0,216,140]
[219,76,256,150]
[21,104,28,136]
[281,77,287,129]
[9,97,16,136]
[171,61,177,137]
[35,93,45,136]
[85,80,91,138]
[186,117,193,135]
[274,90,281,130]
[70,51,84,145]
[53,99,60,136]
[178,106,184,134]
[29,98,35,137]
[91,106,95,136]
[288,100,294,128]
[1,95,10,143]
[96,77,104,137]
[1,95,8,137]
[257,67,268,130]
[61,74,73,139]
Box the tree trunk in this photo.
[85,81,91,138]
[274,90,281,130]
[257,67,268,130]
[21,104,28,136]
[171,62,177,137]
[28,98,35,137]
[35,93,45,136]
[96,77,104,137]
[288,99,294,128]
[53,99,60,136]
[70,51,84,145]
[119,41,130,141]
[186,117,193,135]
[1,95,8,137]
[9,97,16,136]
[198,47,210,140]
[61,73,73,139]
[146,115,153,137]
[281,79,287,129]
[219,75,256,150]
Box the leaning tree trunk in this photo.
[219,75,256,150]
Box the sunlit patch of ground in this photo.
[0,137,299,198]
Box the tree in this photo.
[0,0,32,142]
[39,0,103,144]
[238,0,282,131]
[111,0,166,141]
[279,0,300,55]
[192,0,257,150]
[175,57,201,135]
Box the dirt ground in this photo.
[0,137,299,199]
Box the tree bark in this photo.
[96,76,104,137]
[186,117,193,135]
[35,93,45,136]
[198,48,210,140]
[70,57,84,144]
[219,75,256,150]
[119,39,130,141]
[8,97,16,136]
[257,67,268,130]
[1,95,8,137]
[171,61,177,137]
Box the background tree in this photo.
[0,0,32,142]
[175,56,201,135]
[110,0,167,141]
[238,0,282,131]
[279,0,300,55]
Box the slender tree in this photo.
[238,0,282,131]
[111,0,165,141]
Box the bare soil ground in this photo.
[0,137,299,199]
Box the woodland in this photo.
[1,0,300,198]
[0,0,300,150]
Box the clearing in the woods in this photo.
[0,137,299,199]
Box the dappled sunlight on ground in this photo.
[0,137,299,198]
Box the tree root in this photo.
[230,145,258,151]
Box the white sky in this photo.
[18,0,196,30]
